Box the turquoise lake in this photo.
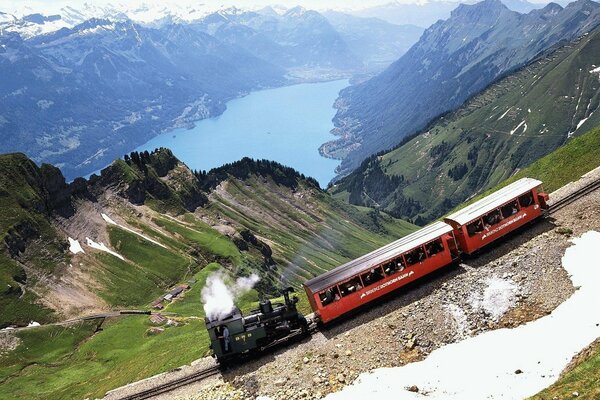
[135,79,348,187]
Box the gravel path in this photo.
[105,168,600,400]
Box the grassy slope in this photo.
[0,162,416,399]
[529,341,600,400]
[0,262,261,400]
[455,123,600,210]
[331,28,600,223]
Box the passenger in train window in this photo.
[519,191,533,207]
[426,239,444,256]
[467,219,484,236]
[397,258,405,271]
[484,210,501,227]
[501,200,519,219]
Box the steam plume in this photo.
[202,272,260,321]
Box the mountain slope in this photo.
[330,26,600,223]
[325,0,600,176]
[0,18,285,181]
[322,11,424,72]
[0,149,416,328]
[192,7,362,77]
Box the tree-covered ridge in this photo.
[196,157,321,191]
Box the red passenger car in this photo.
[443,178,549,255]
[303,222,459,324]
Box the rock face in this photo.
[327,0,600,176]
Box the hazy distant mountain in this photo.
[0,18,285,179]
[193,6,362,77]
[352,0,545,27]
[324,0,600,176]
[322,11,424,71]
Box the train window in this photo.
[501,200,519,219]
[467,219,484,237]
[383,256,405,275]
[339,276,363,297]
[425,239,444,256]
[319,286,341,306]
[405,246,426,266]
[519,191,534,208]
[361,267,384,287]
[483,209,502,228]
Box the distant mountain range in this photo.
[351,0,568,27]
[324,0,600,177]
[330,23,600,223]
[0,6,421,180]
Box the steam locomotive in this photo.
[205,287,309,364]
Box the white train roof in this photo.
[304,221,453,293]
[444,177,543,226]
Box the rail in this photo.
[115,365,220,400]
[547,177,600,215]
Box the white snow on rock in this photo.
[327,231,600,400]
[444,304,469,338]
[590,66,600,78]
[27,321,40,327]
[85,237,125,260]
[497,107,512,121]
[68,237,84,254]
[469,276,518,321]
[101,213,166,249]
[510,120,526,135]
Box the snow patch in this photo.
[327,231,600,400]
[27,321,40,327]
[497,107,512,121]
[68,237,84,254]
[510,120,527,135]
[37,99,54,110]
[444,304,469,338]
[85,237,124,260]
[469,277,518,321]
[101,213,166,249]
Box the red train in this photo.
[304,178,549,323]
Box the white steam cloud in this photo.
[202,272,260,321]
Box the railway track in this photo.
[547,177,600,215]
[115,365,220,400]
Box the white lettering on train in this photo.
[360,270,415,300]
[481,213,527,240]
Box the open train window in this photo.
[360,266,384,287]
[405,246,426,266]
[467,218,484,237]
[319,286,341,306]
[383,256,405,275]
[483,209,502,227]
[519,191,534,208]
[339,276,363,297]
[425,239,444,256]
[501,200,519,219]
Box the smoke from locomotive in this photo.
[201,272,259,321]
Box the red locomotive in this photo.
[304,178,549,324]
